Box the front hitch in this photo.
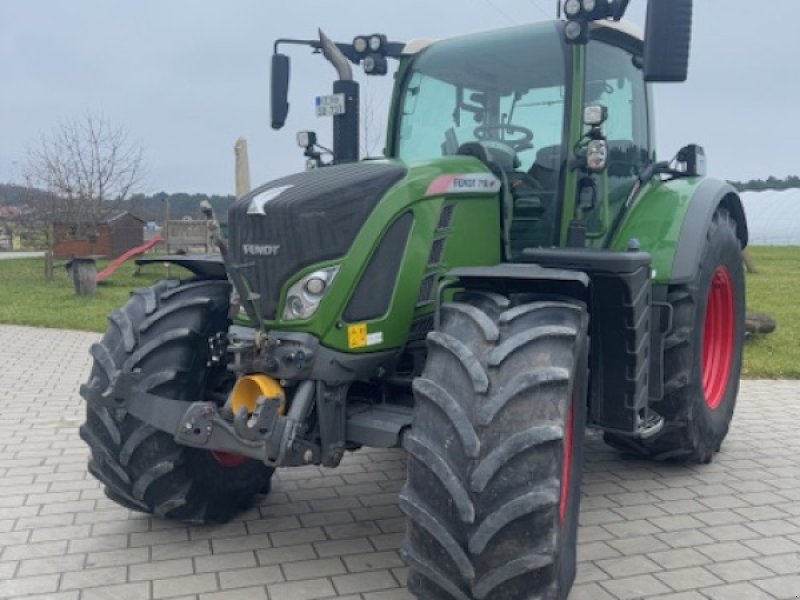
[84,371,320,467]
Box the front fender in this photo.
[610,177,748,285]
[135,255,227,279]
[670,179,748,283]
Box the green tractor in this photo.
[80,0,747,597]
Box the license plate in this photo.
[315,93,346,117]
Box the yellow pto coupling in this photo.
[230,374,285,415]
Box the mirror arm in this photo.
[638,161,671,184]
[274,38,322,55]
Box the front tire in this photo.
[605,208,745,463]
[401,296,589,600]
[80,279,274,523]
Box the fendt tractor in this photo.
[80,1,747,598]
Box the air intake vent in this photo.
[437,204,455,230]
[427,238,445,266]
[417,274,436,306]
[343,212,413,322]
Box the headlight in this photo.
[283,266,340,321]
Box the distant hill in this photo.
[0,183,60,206]
[0,184,237,224]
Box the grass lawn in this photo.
[0,257,188,333]
[0,248,797,378]
[741,246,800,379]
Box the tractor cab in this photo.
[388,20,655,256]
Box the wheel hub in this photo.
[210,450,249,467]
[701,266,734,410]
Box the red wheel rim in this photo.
[211,451,249,468]
[559,403,574,524]
[701,266,734,410]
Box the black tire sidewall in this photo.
[82,279,273,522]
[688,213,745,453]
[557,328,589,597]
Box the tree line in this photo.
[128,192,236,224]
[728,175,800,192]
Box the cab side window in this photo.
[586,40,651,204]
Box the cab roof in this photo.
[402,19,644,55]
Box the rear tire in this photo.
[401,297,589,600]
[605,208,745,463]
[80,279,273,523]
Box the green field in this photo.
[0,248,797,378]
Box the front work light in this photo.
[587,139,608,172]
[353,36,368,54]
[363,54,388,76]
[583,105,608,126]
[369,35,385,52]
[564,20,586,42]
[296,130,317,149]
[564,0,582,17]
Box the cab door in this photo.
[584,33,653,244]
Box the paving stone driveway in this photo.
[0,323,799,600]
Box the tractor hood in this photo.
[229,162,407,319]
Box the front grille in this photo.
[437,204,455,230]
[427,238,445,266]
[417,274,436,306]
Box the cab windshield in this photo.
[393,22,570,249]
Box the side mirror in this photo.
[271,53,290,129]
[643,0,692,82]
[676,144,707,177]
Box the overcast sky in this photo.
[2,1,798,195]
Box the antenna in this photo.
[557,0,562,19]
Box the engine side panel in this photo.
[316,158,503,353]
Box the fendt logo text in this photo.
[242,244,280,257]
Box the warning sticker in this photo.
[348,324,368,349]
[347,325,384,349]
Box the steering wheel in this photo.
[473,124,534,152]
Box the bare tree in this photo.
[22,114,143,278]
